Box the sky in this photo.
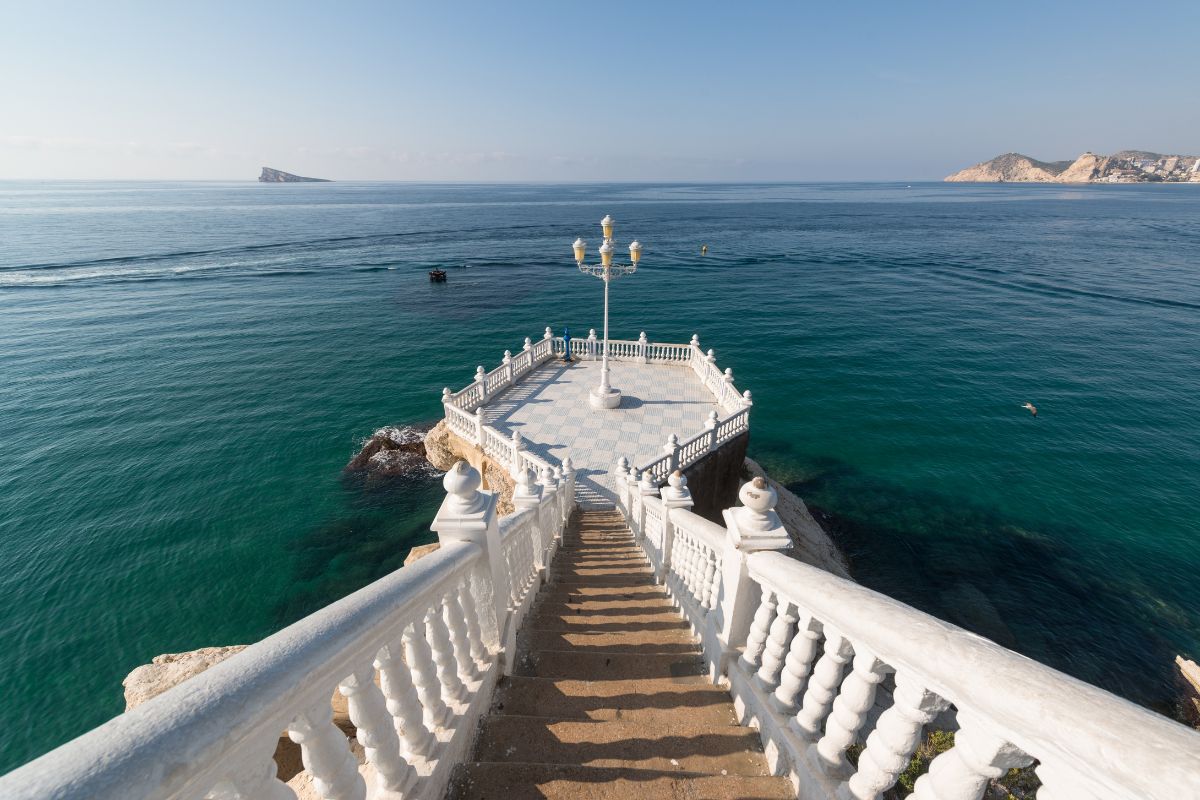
[2,0,1197,181]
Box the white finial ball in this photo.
[739,476,776,515]
[444,461,481,498]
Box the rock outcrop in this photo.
[258,167,330,183]
[944,153,1072,182]
[946,150,1200,183]
[744,458,851,579]
[123,646,249,710]
[424,420,515,515]
[345,423,441,486]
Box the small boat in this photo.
[429,269,447,282]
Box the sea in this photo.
[1,181,1197,771]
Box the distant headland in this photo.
[258,167,330,183]
[945,151,1200,183]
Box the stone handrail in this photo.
[0,462,576,799]
[620,476,1200,800]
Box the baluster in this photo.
[814,648,888,777]
[842,671,948,800]
[287,699,366,800]
[403,619,452,729]
[443,589,482,682]
[700,549,718,610]
[426,605,468,704]
[739,588,778,673]
[909,715,1033,800]
[790,630,854,740]
[771,613,822,714]
[756,598,799,691]
[376,641,437,760]
[704,552,723,610]
[339,666,415,794]
[458,581,490,671]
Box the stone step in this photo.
[451,762,795,800]
[528,603,687,628]
[520,627,699,655]
[515,650,705,681]
[490,676,737,725]
[471,715,775,776]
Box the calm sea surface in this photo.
[1,181,1198,770]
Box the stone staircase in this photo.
[451,510,793,799]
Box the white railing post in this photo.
[638,331,648,363]
[441,386,452,407]
[538,465,559,567]
[474,365,488,405]
[705,411,719,451]
[712,477,792,676]
[503,350,513,386]
[523,336,532,355]
[743,389,753,408]
[510,431,524,472]
[429,461,507,671]
[561,456,576,510]
[659,470,694,584]
[722,367,735,407]
[637,470,659,541]
[690,333,700,351]
[587,328,597,360]
[614,456,630,516]
[664,434,680,473]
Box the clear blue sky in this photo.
[2,0,1196,180]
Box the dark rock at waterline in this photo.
[344,423,442,485]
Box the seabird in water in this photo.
[1021,402,1038,417]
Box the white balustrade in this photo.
[0,460,575,800]
[616,473,1200,799]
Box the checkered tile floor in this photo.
[481,359,719,508]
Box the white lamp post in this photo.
[572,214,641,409]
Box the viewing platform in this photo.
[2,331,1198,800]
[442,330,752,509]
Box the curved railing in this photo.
[620,480,1200,800]
[0,464,576,800]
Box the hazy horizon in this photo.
[3,1,1197,182]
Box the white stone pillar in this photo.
[430,461,508,672]
[722,367,735,407]
[523,336,532,354]
[441,387,452,406]
[511,465,542,512]
[510,430,524,472]
[637,470,658,543]
[503,350,513,386]
[664,434,680,473]
[614,456,630,516]
[659,470,694,583]
[474,365,488,405]
[561,456,576,508]
[588,328,598,361]
[638,331,648,363]
[712,477,792,677]
[705,410,719,451]
[742,389,753,408]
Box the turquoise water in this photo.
[1,181,1197,771]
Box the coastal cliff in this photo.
[258,167,330,183]
[946,150,1200,183]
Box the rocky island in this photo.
[258,167,330,183]
[946,150,1200,183]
